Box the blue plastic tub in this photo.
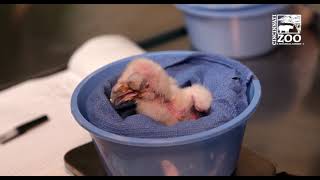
[176,4,291,58]
[71,51,261,176]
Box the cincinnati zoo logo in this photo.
[272,14,303,46]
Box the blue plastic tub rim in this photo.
[182,4,264,11]
[175,4,290,18]
[71,51,262,147]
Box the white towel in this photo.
[0,35,145,176]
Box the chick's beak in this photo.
[110,83,138,106]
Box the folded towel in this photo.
[0,35,144,175]
[85,52,254,138]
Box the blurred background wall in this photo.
[0,4,190,91]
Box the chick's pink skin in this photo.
[111,58,213,126]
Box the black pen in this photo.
[0,115,49,145]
